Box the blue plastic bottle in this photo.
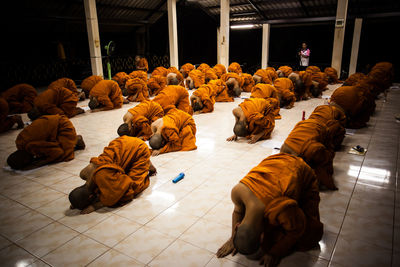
[172,173,185,183]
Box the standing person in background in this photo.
[298,42,310,71]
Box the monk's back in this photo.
[35,87,77,108]
[284,119,328,152]
[273,78,293,92]
[128,100,163,121]
[239,98,269,117]
[163,108,194,131]
[309,105,346,126]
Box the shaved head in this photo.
[233,224,260,255]
[122,88,128,96]
[117,123,130,136]
[233,87,241,97]
[27,106,41,121]
[149,133,163,150]
[69,184,92,210]
[7,150,34,170]
[192,100,203,112]
[234,121,248,137]
[167,73,179,85]
[88,97,99,110]
[75,135,86,150]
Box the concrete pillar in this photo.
[331,0,348,75]
[349,18,363,75]
[167,0,179,68]
[84,0,103,77]
[261,23,270,69]
[217,27,221,64]
[218,0,230,67]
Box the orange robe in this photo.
[368,62,393,95]
[129,70,148,82]
[213,64,227,78]
[1,83,37,114]
[152,66,168,77]
[298,71,313,92]
[204,69,218,82]
[208,79,234,102]
[192,84,216,113]
[254,69,272,84]
[344,72,369,86]
[153,85,193,115]
[273,78,296,108]
[311,72,329,92]
[147,75,167,96]
[221,72,244,95]
[324,67,340,84]
[330,85,373,129]
[90,80,123,110]
[228,62,242,74]
[81,75,103,96]
[125,78,149,102]
[241,73,255,92]
[197,63,211,73]
[306,66,321,74]
[136,58,149,72]
[16,114,77,163]
[250,84,281,119]
[48,78,78,96]
[180,63,195,78]
[309,105,346,150]
[266,69,278,82]
[189,69,205,88]
[34,87,79,118]
[159,108,197,154]
[0,98,18,133]
[167,67,184,85]
[282,119,336,189]
[90,136,150,207]
[112,72,130,89]
[240,153,322,258]
[126,100,164,140]
[278,66,293,77]
[239,98,275,140]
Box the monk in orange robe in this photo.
[197,63,211,73]
[343,72,369,86]
[167,67,184,85]
[69,136,156,214]
[324,67,340,84]
[147,75,167,96]
[152,66,168,77]
[309,104,346,150]
[29,87,84,120]
[186,69,205,89]
[228,62,242,74]
[241,73,255,92]
[180,63,195,78]
[135,56,149,72]
[227,98,275,144]
[280,119,337,190]
[213,64,227,78]
[204,68,218,83]
[250,84,281,119]
[253,69,272,85]
[129,70,148,82]
[125,78,149,102]
[208,79,234,102]
[81,75,103,98]
[112,72,130,94]
[1,83,37,114]
[311,72,329,96]
[277,66,293,77]
[7,114,85,170]
[368,62,393,95]
[118,100,164,140]
[266,69,278,82]
[89,80,124,111]
[306,66,321,74]
[0,97,24,133]
[217,153,322,265]
[330,85,374,129]
[149,108,197,156]
[273,78,296,108]
[153,85,193,115]
[48,78,84,100]
[291,71,313,100]
[190,83,217,114]
[221,72,243,97]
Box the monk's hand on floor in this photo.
[216,238,236,258]
[259,254,278,267]
[226,135,238,142]
[123,98,129,104]
[76,107,85,114]
[194,111,202,115]
[81,205,96,214]
[248,135,258,144]
[152,150,160,156]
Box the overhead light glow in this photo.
[230,24,254,29]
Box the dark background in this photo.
[0,3,399,90]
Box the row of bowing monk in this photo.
[1,61,393,267]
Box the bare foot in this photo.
[226,135,237,142]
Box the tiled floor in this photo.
[0,84,399,267]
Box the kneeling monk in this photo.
[0,97,24,133]
[221,73,243,97]
[28,87,84,120]
[273,78,296,109]
[250,84,281,119]
[280,119,337,190]
[118,100,164,140]
[209,79,234,102]
[125,78,149,102]
[190,83,217,114]
[217,153,322,265]
[69,136,156,214]
[80,75,103,98]
[149,108,197,156]
[1,83,37,114]
[227,98,275,144]
[7,114,85,170]
[48,78,85,100]
[89,80,124,111]
[153,85,193,115]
